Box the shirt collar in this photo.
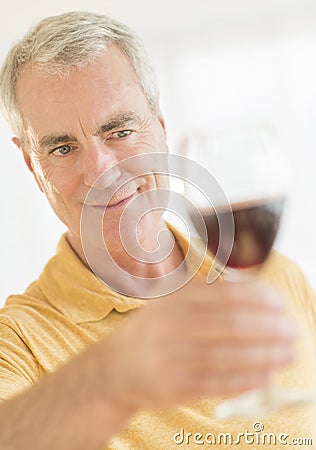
[35,226,212,324]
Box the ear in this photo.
[12,137,32,173]
[12,137,44,193]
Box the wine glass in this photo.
[180,124,314,418]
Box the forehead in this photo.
[15,45,149,139]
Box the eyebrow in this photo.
[37,112,142,151]
[94,112,142,136]
[38,133,77,150]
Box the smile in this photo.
[84,191,138,209]
[107,192,137,208]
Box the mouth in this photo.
[84,191,138,209]
[107,192,137,208]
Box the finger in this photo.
[179,311,297,343]
[181,342,295,374]
[172,370,271,400]
[175,280,287,313]
[202,371,272,398]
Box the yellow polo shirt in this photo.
[0,230,315,449]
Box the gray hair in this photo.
[0,11,159,141]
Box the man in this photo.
[0,11,315,450]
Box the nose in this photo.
[82,142,121,189]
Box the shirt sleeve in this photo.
[0,317,40,400]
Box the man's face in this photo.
[14,45,169,253]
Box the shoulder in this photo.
[261,250,316,341]
[0,301,42,399]
[262,250,315,304]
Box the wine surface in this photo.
[193,197,284,269]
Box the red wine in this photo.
[192,197,284,269]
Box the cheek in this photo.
[160,173,170,188]
[133,125,167,154]
[34,159,78,201]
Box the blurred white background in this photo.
[0,0,315,303]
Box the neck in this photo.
[66,220,185,297]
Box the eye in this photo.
[50,145,73,156]
[111,130,132,139]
